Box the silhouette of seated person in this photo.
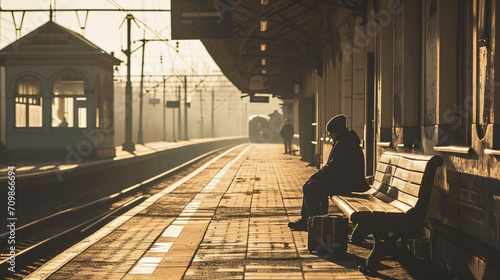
[288,114,369,231]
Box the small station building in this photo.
[0,20,120,159]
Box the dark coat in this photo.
[310,129,370,196]
[280,124,294,140]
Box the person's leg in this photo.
[290,181,324,231]
[283,139,288,153]
[300,182,311,219]
[319,193,329,215]
[286,138,292,154]
[301,181,324,219]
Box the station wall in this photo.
[294,0,500,277]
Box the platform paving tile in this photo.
[122,147,251,279]
[37,144,375,279]
[182,144,367,280]
[41,146,246,280]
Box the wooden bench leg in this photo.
[350,224,369,245]
[392,235,418,269]
[360,233,399,274]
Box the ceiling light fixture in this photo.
[260,18,267,32]
[261,42,267,52]
[261,58,266,66]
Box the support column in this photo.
[437,0,459,146]
[378,0,394,144]
[422,0,439,152]
[352,18,366,139]
[493,0,500,149]
[122,14,135,152]
[399,0,421,148]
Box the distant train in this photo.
[248,112,283,143]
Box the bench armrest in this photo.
[365,175,374,185]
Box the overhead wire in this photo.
[1,0,241,100]
[104,0,201,79]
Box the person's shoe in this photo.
[288,218,307,231]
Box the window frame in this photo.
[14,75,43,128]
[51,73,87,129]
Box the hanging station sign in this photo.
[250,95,269,103]
[166,101,180,108]
[149,98,160,105]
[171,0,233,39]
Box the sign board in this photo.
[250,95,269,103]
[166,101,190,108]
[166,101,180,108]
[171,0,232,39]
[149,98,160,105]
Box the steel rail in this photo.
[0,145,232,273]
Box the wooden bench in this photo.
[331,152,443,274]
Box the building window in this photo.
[478,0,490,45]
[15,76,43,127]
[475,0,491,139]
[457,0,473,144]
[52,74,86,128]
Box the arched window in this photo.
[15,76,43,127]
[52,74,86,128]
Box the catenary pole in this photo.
[122,14,135,152]
[184,76,188,140]
[178,85,181,140]
[137,36,146,145]
[211,87,214,137]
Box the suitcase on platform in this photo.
[307,215,348,254]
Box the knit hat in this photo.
[326,114,347,133]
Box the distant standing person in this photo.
[280,119,294,154]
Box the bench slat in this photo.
[385,184,419,207]
[370,190,413,213]
[407,171,424,185]
[391,177,421,197]
[376,162,396,174]
[332,152,442,233]
[335,194,404,215]
[358,196,399,214]
[375,170,392,185]
[392,168,422,184]
[374,171,421,206]
[332,196,359,218]
[379,153,400,165]
[410,160,428,172]
[397,157,413,170]
[394,168,424,185]
[372,180,390,193]
[342,196,375,212]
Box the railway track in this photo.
[0,146,231,279]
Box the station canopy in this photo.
[201,0,330,100]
